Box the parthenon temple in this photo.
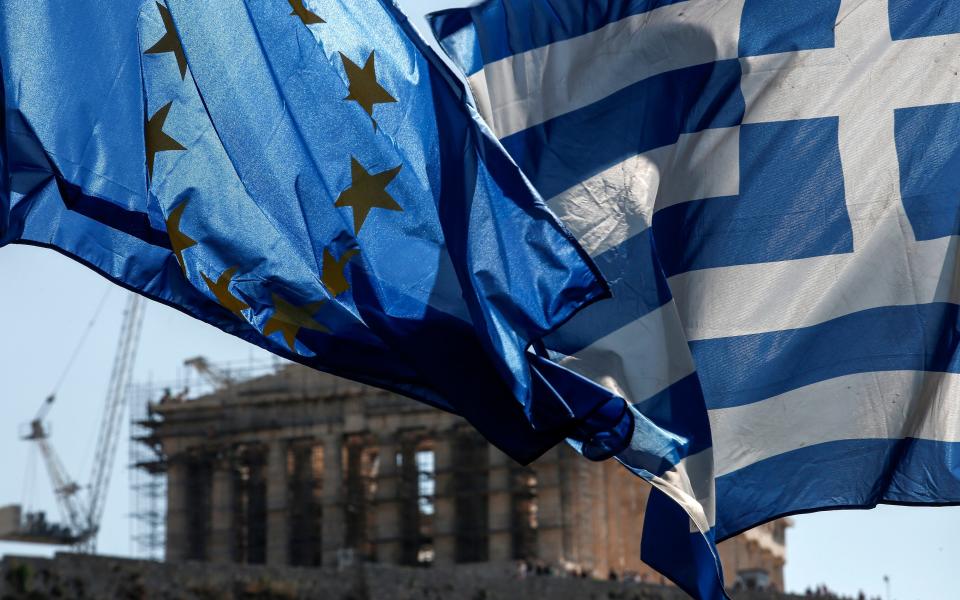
[138,364,789,591]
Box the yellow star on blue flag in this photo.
[335,157,402,234]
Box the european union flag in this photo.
[0,0,632,463]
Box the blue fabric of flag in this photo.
[0,0,635,464]
[431,0,960,597]
[431,2,726,595]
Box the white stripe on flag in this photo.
[671,228,960,341]
[650,448,716,532]
[467,0,744,139]
[710,370,960,477]
[545,154,658,257]
[546,127,740,258]
[558,301,695,402]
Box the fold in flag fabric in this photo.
[432,0,960,597]
[0,0,636,464]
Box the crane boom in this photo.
[83,293,145,551]
[183,355,234,389]
[24,417,88,542]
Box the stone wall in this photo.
[0,553,805,600]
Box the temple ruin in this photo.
[135,363,789,591]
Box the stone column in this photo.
[487,446,512,561]
[557,446,581,566]
[164,458,188,562]
[373,435,402,564]
[535,447,565,564]
[266,439,289,566]
[321,434,345,566]
[602,460,626,576]
[398,434,422,565]
[209,455,234,563]
[587,459,609,577]
[431,432,455,565]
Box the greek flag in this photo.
[431,0,960,597]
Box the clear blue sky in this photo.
[2,2,959,599]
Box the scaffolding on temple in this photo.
[128,380,165,560]
[127,357,288,560]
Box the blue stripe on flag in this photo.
[642,488,727,600]
[653,117,852,276]
[546,228,671,355]
[715,438,960,540]
[428,8,485,77]
[692,302,960,410]
[738,0,841,57]
[429,0,685,72]
[615,374,712,478]
[0,71,8,244]
[501,59,744,200]
[889,0,960,40]
[634,374,713,464]
[894,101,960,241]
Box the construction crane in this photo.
[85,293,146,551]
[2,293,145,552]
[183,355,234,390]
[19,396,86,545]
